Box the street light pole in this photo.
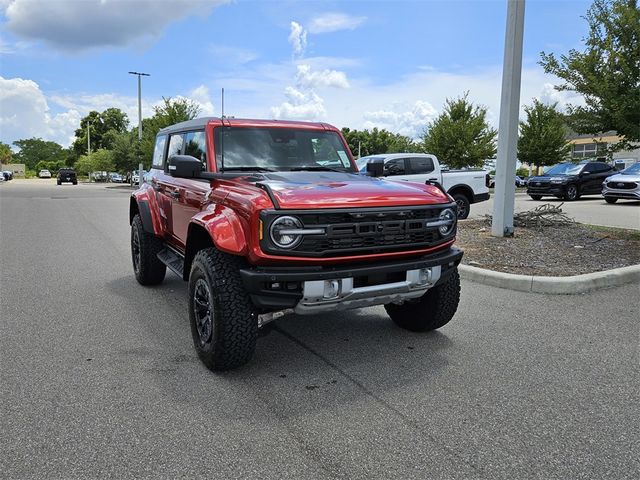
[491,0,526,237]
[128,71,150,141]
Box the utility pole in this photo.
[128,71,150,141]
[492,0,525,237]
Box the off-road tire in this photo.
[529,195,542,201]
[131,214,166,285]
[188,248,257,371]
[385,268,461,332]
[72,181,78,185]
[57,180,61,185]
[604,197,618,204]
[453,193,471,220]
[564,184,580,201]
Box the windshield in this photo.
[214,127,354,172]
[545,163,583,176]
[621,162,640,175]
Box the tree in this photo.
[90,149,115,173]
[139,97,201,166]
[518,99,571,171]
[111,130,140,173]
[0,142,12,164]
[12,138,66,170]
[422,93,497,168]
[341,127,422,158]
[540,0,640,150]
[73,108,129,155]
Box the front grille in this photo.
[261,205,454,258]
[608,181,637,190]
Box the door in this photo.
[170,130,210,246]
[155,132,185,243]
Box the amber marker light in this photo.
[259,220,263,241]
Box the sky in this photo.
[0,0,593,149]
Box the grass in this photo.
[583,224,640,241]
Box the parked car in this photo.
[130,117,463,371]
[57,168,77,185]
[38,169,52,178]
[488,175,526,188]
[2,170,13,181]
[131,170,148,185]
[526,160,615,201]
[109,172,123,183]
[602,162,640,203]
[0,173,5,182]
[91,171,108,182]
[356,153,489,219]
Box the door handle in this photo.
[170,191,180,199]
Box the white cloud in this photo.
[271,64,350,121]
[308,12,367,34]
[2,0,229,51]
[538,82,585,112]
[271,87,325,120]
[295,64,350,89]
[1,76,217,147]
[363,100,438,139]
[0,76,81,147]
[288,21,307,57]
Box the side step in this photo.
[157,247,185,278]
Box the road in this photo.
[470,190,640,230]
[1,181,638,479]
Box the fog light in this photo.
[323,280,341,299]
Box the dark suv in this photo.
[130,118,463,371]
[57,168,77,185]
[527,161,615,201]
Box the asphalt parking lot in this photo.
[471,190,640,230]
[1,181,638,479]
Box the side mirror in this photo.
[366,160,384,177]
[168,155,202,178]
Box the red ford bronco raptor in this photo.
[130,118,463,371]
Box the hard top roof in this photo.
[157,117,339,135]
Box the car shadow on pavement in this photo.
[105,274,455,410]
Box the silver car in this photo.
[602,162,640,203]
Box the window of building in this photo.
[572,143,606,159]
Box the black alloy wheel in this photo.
[565,184,579,201]
[193,278,214,346]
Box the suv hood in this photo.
[606,172,640,182]
[250,171,449,209]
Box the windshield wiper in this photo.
[288,166,348,173]
[222,166,277,172]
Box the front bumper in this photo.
[239,247,463,314]
[527,184,566,196]
[602,185,640,200]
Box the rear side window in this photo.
[409,157,434,174]
[167,133,184,159]
[184,131,207,171]
[593,162,611,173]
[152,135,167,168]
[384,158,407,176]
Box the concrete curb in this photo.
[459,263,640,294]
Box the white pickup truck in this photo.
[356,153,490,219]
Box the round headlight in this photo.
[270,216,303,249]
[438,208,456,236]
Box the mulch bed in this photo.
[456,219,640,277]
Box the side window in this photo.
[409,157,434,174]
[582,163,596,173]
[594,162,611,173]
[384,158,407,176]
[184,131,207,171]
[167,133,184,159]
[152,135,167,168]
